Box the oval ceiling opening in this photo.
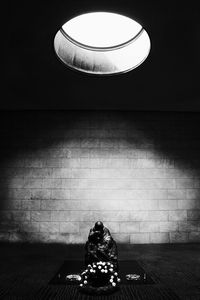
[54,12,151,75]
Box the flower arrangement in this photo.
[79,261,120,295]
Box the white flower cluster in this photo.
[80,261,121,288]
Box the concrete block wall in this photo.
[0,111,199,243]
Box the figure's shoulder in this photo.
[104,227,111,235]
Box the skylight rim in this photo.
[54,43,151,77]
[60,26,144,52]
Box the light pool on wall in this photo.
[54,12,151,75]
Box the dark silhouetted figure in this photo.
[85,221,118,269]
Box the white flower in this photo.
[112,282,116,287]
[84,280,87,284]
[117,278,121,282]
[80,283,83,287]
[114,272,118,276]
[109,279,113,283]
[98,266,101,269]
[109,268,113,272]
[105,270,108,273]
[101,269,104,273]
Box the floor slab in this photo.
[0,243,200,299]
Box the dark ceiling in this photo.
[3,0,200,110]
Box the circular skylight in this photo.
[54,12,151,75]
[62,12,142,48]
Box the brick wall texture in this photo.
[0,111,199,244]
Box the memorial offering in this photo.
[65,274,82,282]
[79,261,120,294]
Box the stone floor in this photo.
[0,243,200,299]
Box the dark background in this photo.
[3,0,200,111]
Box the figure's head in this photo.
[94,221,104,232]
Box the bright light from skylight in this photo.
[54,12,151,75]
[62,12,142,48]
